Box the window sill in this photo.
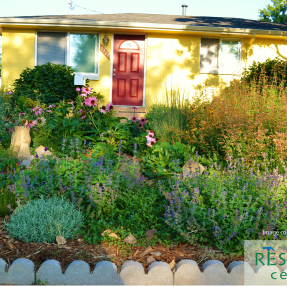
[76,73,99,81]
[199,69,241,75]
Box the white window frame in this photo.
[199,37,242,75]
[35,31,100,80]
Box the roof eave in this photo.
[0,17,286,36]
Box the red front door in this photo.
[112,34,145,106]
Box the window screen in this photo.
[37,32,66,65]
[69,34,99,74]
[200,38,219,69]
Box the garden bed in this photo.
[0,217,243,275]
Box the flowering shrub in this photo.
[3,142,177,245]
[161,154,287,253]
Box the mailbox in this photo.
[74,73,86,86]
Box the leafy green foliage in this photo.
[258,0,287,24]
[0,143,19,177]
[3,195,84,243]
[140,141,221,179]
[0,186,18,218]
[241,57,287,88]
[12,63,77,106]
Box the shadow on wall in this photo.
[242,39,287,67]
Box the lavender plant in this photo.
[161,153,287,253]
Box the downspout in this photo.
[246,32,256,69]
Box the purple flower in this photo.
[5,91,13,95]
[35,154,39,158]
[44,147,48,151]
[131,107,138,110]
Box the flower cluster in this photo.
[100,103,114,114]
[31,106,43,116]
[130,107,147,130]
[145,130,159,147]
[78,86,92,97]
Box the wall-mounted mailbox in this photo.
[74,73,86,86]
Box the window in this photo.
[36,32,100,80]
[200,38,241,74]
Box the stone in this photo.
[56,236,66,245]
[101,229,111,236]
[34,145,45,152]
[108,233,120,239]
[124,234,137,244]
[20,155,35,167]
[10,126,31,161]
[146,229,157,239]
[182,159,205,179]
[147,256,156,263]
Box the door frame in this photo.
[109,33,147,107]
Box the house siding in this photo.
[2,28,287,107]
[2,29,35,86]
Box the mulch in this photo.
[0,217,244,276]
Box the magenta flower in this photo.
[131,107,138,110]
[19,112,25,116]
[82,86,92,94]
[84,97,98,107]
[107,103,114,111]
[48,105,55,108]
[139,117,147,124]
[81,115,87,119]
[34,109,43,116]
[76,87,81,92]
[100,106,107,114]
[131,116,138,123]
[46,110,52,113]
[77,109,83,113]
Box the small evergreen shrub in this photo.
[3,195,85,243]
[0,186,18,218]
[12,63,77,106]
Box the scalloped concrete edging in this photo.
[0,258,283,285]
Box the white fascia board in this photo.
[0,18,287,37]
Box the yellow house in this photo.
[0,12,287,117]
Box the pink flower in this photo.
[34,109,43,116]
[46,110,52,113]
[19,112,25,116]
[80,94,87,97]
[100,106,107,114]
[131,116,138,123]
[77,109,83,113]
[81,115,87,119]
[76,87,81,92]
[147,140,156,148]
[146,131,154,141]
[82,86,92,94]
[48,105,55,108]
[84,97,98,107]
[107,103,114,111]
[139,117,147,124]
[131,107,138,110]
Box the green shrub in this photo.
[140,141,221,179]
[241,57,287,88]
[3,195,84,243]
[12,63,77,106]
[0,186,18,218]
